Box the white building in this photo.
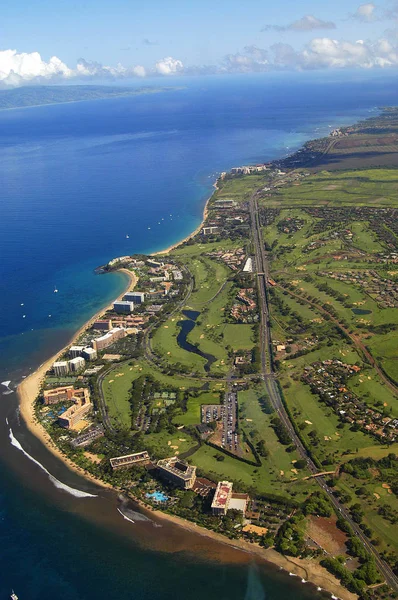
[243,257,253,273]
[69,356,86,372]
[53,361,69,377]
[123,291,145,304]
[113,301,134,314]
[69,345,84,358]
[82,347,97,361]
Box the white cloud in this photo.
[262,15,336,32]
[220,37,398,72]
[0,49,175,86]
[351,3,376,22]
[132,65,146,77]
[155,56,184,75]
[223,46,269,72]
[0,49,72,85]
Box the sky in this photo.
[2,0,398,86]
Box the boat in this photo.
[126,234,129,239]
[54,287,58,293]
[11,590,18,600]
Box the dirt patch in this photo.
[368,467,380,478]
[307,515,347,555]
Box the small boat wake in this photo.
[8,427,97,499]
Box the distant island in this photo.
[0,84,180,110]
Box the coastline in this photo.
[153,178,218,256]
[14,180,358,600]
[17,267,137,491]
[15,177,358,599]
[146,508,357,600]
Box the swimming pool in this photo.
[146,491,169,503]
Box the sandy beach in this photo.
[17,267,137,490]
[146,509,357,600]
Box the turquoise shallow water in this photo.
[1,72,397,598]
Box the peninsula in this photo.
[18,107,398,600]
[0,84,180,111]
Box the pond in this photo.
[352,308,372,315]
[177,311,216,372]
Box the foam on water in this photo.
[8,427,97,498]
[117,508,135,524]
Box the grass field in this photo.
[173,388,224,426]
[189,385,314,499]
[336,473,398,554]
[152,313,208,374]
[102,361,203,428]
[216,173,270,201]
[267,169,398,207]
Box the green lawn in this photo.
[152,313,207,374]
[268,169,398,208]
[223,324,255,349]
[102,361,203,428]
[281,378,373,465]
[173,388,224,426]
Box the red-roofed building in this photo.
[211,481,233,515]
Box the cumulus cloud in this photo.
[351,3,376,21]
[0,49,72,86]
[222,46,269,72]
[0,49,183,86]
[155,56,184,75]
[262,15,336,32]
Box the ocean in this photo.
[0,72,397,599]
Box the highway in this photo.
[249,195,398,592]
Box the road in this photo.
[249,194,398,592]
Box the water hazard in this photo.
[177,310,216,372]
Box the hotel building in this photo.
[92,327,126,352]
[82,347,97,361]
[53,361,69,377]
[123,291,145,304]
[68,356,86,372]
[43,385,75,405]
[58,388,92,429]
[211,481,233,515]
[69,345,84,358]
[110,451,150,470]
[113,301,134,314]
[157,457,196,490]
[93,319,113,331]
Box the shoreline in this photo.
[145,508,357,600]
[153,178,218,256]
[17,267,137,491]
[15,171,357,598]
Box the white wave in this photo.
[331,596,340,600]
[117,508,135,524]
[289,572,298,577]
[301,579,307,583]
[1,380,11,387]
[317,587,322,592]
[8,428,97,498]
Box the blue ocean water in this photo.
[1,72,398,599]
